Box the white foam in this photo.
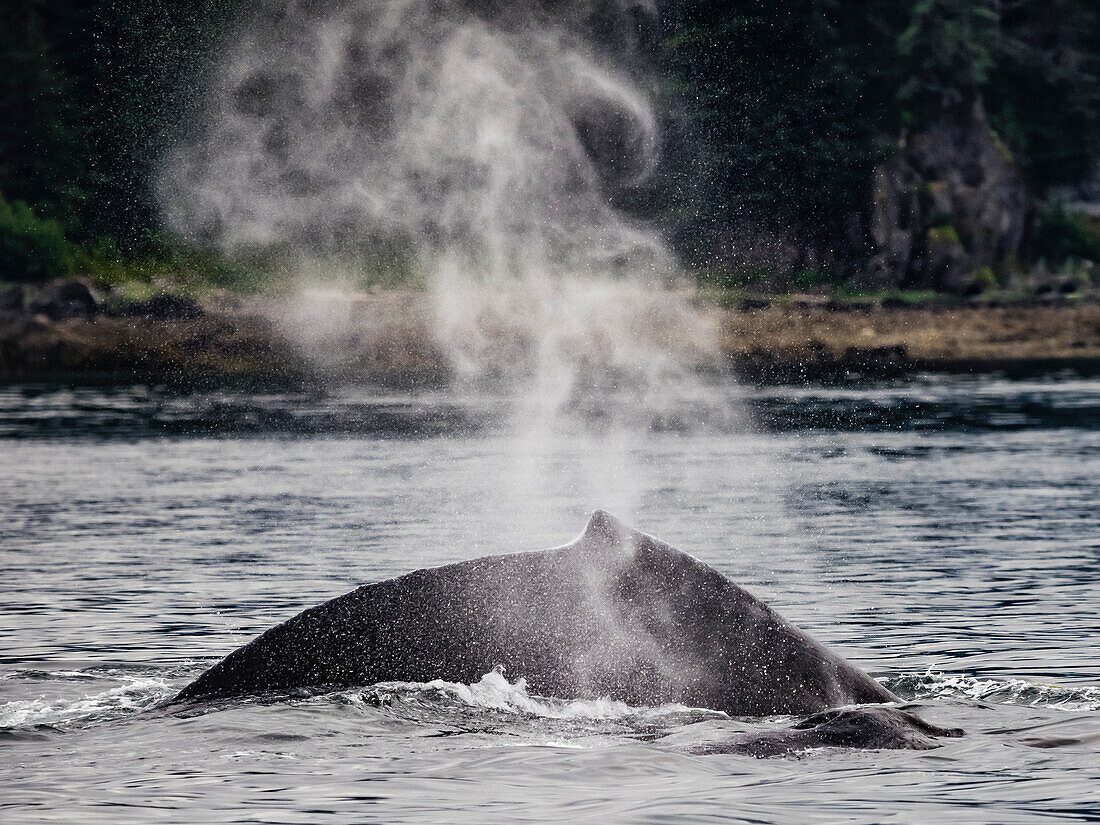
[0,677,171,730]
[388,667,723,721]
[887,671,1100,712]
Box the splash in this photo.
[884,671,1100,713]
[0,676,172,731]
[356,667,722,722]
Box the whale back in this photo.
[173,511,896,714]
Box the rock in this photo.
[866,100,1029,293]
[739,297,771,312]
[29,279,99,321]
[866,166,918,288]
[824,299,874,313]
[118,294,205,320]
[881,297,906,309]
[918,226,972,293]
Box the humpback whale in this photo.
[175,511,901,715]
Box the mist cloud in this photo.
[159,0,669,279]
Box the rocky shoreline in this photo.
[719,300,1100,381]
[2,282,1099,387]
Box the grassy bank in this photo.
[719,300,1100,381]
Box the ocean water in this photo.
[1,373,1097,823]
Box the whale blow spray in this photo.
[160,0,667,278]
[159,0,742,530]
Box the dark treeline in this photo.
[2,0,1099,291]
[1,1,235,260]
[656,0,1100,289]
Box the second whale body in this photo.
[175,511,898,715]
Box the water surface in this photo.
[2,374,1097,823]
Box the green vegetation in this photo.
[1,0,241,286]
[792,269,844,290]
[1033,203,1100,266]
[872,288,944,306]
[971,265,998,292]
[927,225,962,246]
[0,194,71,282]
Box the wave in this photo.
[0,667,719,734]
[5,667,1094,735]
[884,671,1100,712]
[346,667,724,723]
[0,676,172,732]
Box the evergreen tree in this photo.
[897,0,1000,111]
[656,1,891,270]
[0,0,81,222]
[985,0,1100,188]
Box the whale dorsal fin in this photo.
[574,510,706,572]
[573,509,645,556]
[583,509,630,540]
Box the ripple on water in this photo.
[1,375,1098,823]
